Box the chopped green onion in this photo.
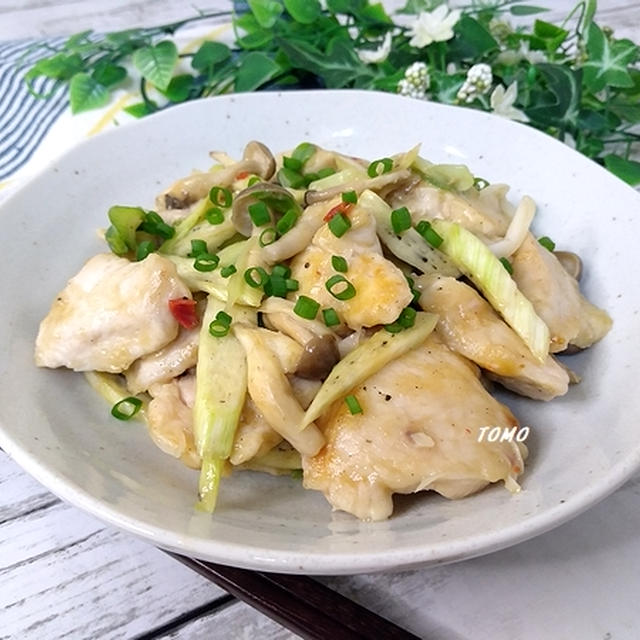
[194,253,220,272]
[248,176,261,187]
[277,167,306,189]
[499,257,513,274]
[325,274,356,300]
[208,319,231,337]
[244,266,269,288]
[367,157,393,178]
[248,201,271,226]
[384,322,404,333]
[474,176,490,190]
[416,220,443,248]
[293,295,320,320]
[188,239,208,257]
[322,308,340,327]
[538,236,556,252]
[328,212,351,238]
[209,186,232,207]
[215,310,232,326]
[341,190,358,204]
[398,306,417,329]
[220,264,237,278]
[292,142,316,165]
[283,156,303,171]
[316,167,335,179]
[285,278,299,291]
[290,468,303,480]
[111,397,142,420]
[391,207,412,234]
[205,207,225,225]
[258,227,278,247]
[271,264,291,279]
[140,211,175,239]
[264,275,287,298]
[135,240,154,261]
[276,209,299,235]
[344,394,363,415]
[331,255,348,273]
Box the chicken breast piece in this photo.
[230,397,282,465]
[303,335,526,521]
[289,204,412,329]
[35,253,191,373]
[511,234,612,352]
[417,275,569,401]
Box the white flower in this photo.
[490,82,529,122]
[456,63,493,103]
[495,42,546,66]
[397,61,430,99]
[407,5,461,48]
[357,32,392,64]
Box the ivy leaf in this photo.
[530,20,568,53]
[161,74,195,102]
[191,42,231,71]
[124,100,158,118]
[510,5,548,16]
[583,24,638,92]
[283,0,321,24]
[69,72,109,113]
[248,0,283,29]
[604,155,640,186]
[132,40,178,90]
[526,64,581,128]
[237,29,273,49]
[235,52,281,91]
[449,17,498,60]
[27,53,83,81]
[327,0,366,13]
[91,61,127,88]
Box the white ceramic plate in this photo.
[1,90,639,574]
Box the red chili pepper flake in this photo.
[168,297,199,329]
[323,201,353,222]
[236,171,250,180]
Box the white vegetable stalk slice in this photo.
[226,236,265,309]
[300,312,438,429]
[412,156,475,191]
[85,371,147,422]
[307,166,365,191]
[488,195,536,258]
[430,219,550,362]
[193,297,255,512]
[359,189,460,277]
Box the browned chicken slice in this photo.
[511,234,612,352]
[303,335,526,521]
[417,275,569,400]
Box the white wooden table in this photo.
[1,1,639,638]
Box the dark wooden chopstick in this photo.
[167,552,421,640]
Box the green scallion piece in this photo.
[244,266,269,288]
[135,240,154,261]
[293,295,320,320]
[188,239,208,257]
[292,142,316,165]
[220,264,237,278]
[277,167,306,189]
[205,207,225,225]
[384,321,404,334]
[258,227,278,247]
[322,307,340,327]
[398,306,417,328]
[415,220,443,248]
[341,190,358,204]
[140,211,175,239]
[538,236,556,252]
[474,176,490,190]
[264,275,287,298]
[285,278,299,291]
[208,319,231,337]
[328,212,351,238]
[344,394,363,415]
[215,310,232,326]
[194,253,220,272]
[367,157,393,178]
[283,156,303,171]
[111,397,143,421]
[276,209,299,235]
[248,201,271,226]
[248,176,261,186]
[271,264,291,279]
[316,167,335,179]
[391,207,412,234]
[500,257,514,274]
[331,255,348,273]
[209,186,232,207]
[325,274,356,300]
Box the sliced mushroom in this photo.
[242,141,276,180]
[231,182,296,236]
[296,334,340,380]
[554,251,583,281]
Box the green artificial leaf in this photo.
[578,0,597,37]
[124,101,158,118]
[64,30,93,50]
[132,40,178,90]
[604,154,640,186]
[526,64,581,128]
[27,53,83,80]
[237,29,273,49]
[583,23,638,92]
[192,42,231,71]
[449,17,499,60]
[235,52,281,91]
[510,5,548,16]
[162,74,195,102]
[248,0,283,29]
[530,20,568,52]
[327,0,366,13]
[69,72,109,113]
[577,108,608,133]
[283,0,321,24]
[91,61,127,87]
[609,100,640,123]
[396,0,442,14]
[360,3,392,24]
[433,72,465,103]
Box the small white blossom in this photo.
[357,32,392,64]
[496,42,546,66]
[397,61,430,99]
[488,18,512,42]
[456,63,493,103]
[490,82,529,122]
[407,5,461,49]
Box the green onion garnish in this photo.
[292,142,316,165]
[341,190,358,204]
[216,310,232,326]
[209,310,232,337]
[276,209,299,235]
[293,295,320,320]
[278,167,306,189]
[344,394,363,415]
[391,207,412,234]
[283,156,303,171]
[398,306,417,328]
[384,322,404,333]
[135,240,154,261]
[248,201,271,227]
[271,264,291,279]
[415,220,443,248]
[538,236,556,252]
[140,211,174,239]
[474,176,490,190]
[367,157,393,178]
[285,278,299,291]
[244,266,269,288]
[209,186,232,207]
[316,167,336,179]
[322,307,340,327]
[331,255,348,273]
[188,239,208,257]
[258,227,278,247]
[328,212,351,238]
[248,176,261,187]
[205,207,225,225]
[220,264,237,278]
[111,397,143,421]
[500,257,514,274]
[264,275,287,298]
[194,253,220,272]
[325,274,356,300]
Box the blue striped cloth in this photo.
[0,38,69,181]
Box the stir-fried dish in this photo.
[35,141,612,521]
